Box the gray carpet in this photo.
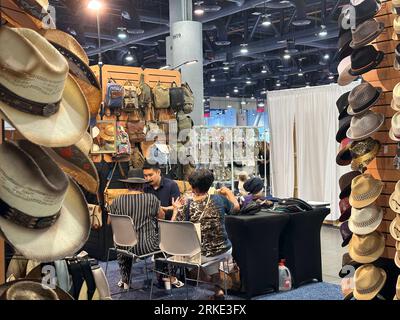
[100,260,343,300]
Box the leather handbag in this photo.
[127,120,146,143]
[169,82,185,112]
[153,81,170,109]
[131,146,146,168]
[182,82,194,114]
[138,73,152,106]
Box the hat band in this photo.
[14,0,47,20]
[0,83,60,117]
[356,273,384,295]
[351,142,380,171]
[51,43,100,89]
[0,199,61,229]
[352,182,381,201]
[351,59,378,72]
[352,212,381,228]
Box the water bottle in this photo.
[278,259,292,291]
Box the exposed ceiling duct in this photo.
[264,0,295,9]
[292,0,312,26]
[121,1,144,34]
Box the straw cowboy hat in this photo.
[389,112,400,142]
[0,27,89,147]
[353,264,386,300]
[349,173,384,208]
[349,231,385,263]
[391,83,400,111]
[393,0,400,14]
[349,204,383,235]
[0,279,73,300]
[337,56,357,86]
[347,83,382,116]
[389,180,400,213]
[346,111,385,141]
[390,215,400,241]
[350,18,385,49]
[393,16,400,41]
[350,137,381,172]
[44,132,100,194]
[41,29,102,117]
[336,137,353,166]
[100,124,115,142]
[0,140,90,262]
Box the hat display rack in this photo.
[336,0,399,300]
[0,2,102,292]
[337,0,400,300]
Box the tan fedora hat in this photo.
[389,180,400,213]
[100,124,115,142]
[390,215,400,241]
[395,276,400,300]
[337,55,358,86]
[393,0,400,14]
[349,231,385,264]
[349,204,383,235]
[346,111,385,141]
[353,264,386,300]
[393,16,400,41]
[391,83,400,111]
[0,140,90,262]
[389,112,400,142]
[0,27,89,147]
[395,250,400,269]
[349,173,384,208]
[0,279,73,300]
[41,29,102,118]
[44,133,99,194]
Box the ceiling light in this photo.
[258,102,265,107]
[283,53,291,60]
[241,101,246,105]
[319,25,328,37]
[223,66,229,71]
[324,54,330,60]
[117,28,127,40]
[252,11,262,15]
[240,43,248,54]
[251,95,255,100]
[88,0,102,10]
[276,83,281,87]
[233,88,239,93]
[261,89,266,95]
[261,15,272,27]
[298,71,304,76]
[210,75,216,82]
[194,5,204,15]
[328,74,335,79]
[261,69,267,74]
[227,105,232,108]
[125,52,134,62]
[246,80,251,84]
[226,94,230,98]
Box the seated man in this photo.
[240,177,273,209]
[172,169,239,300]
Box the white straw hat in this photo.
[349,204,383,235]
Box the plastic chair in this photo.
[105,214,161,292]
[150,220,231,300]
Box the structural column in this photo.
[167,0,204,125]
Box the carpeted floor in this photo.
[100,260,343,300]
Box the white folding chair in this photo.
[105,214,160,292]
[150,220,230,300]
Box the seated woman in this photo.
[171,169,240,300]
[109,168,163,290]
[240,177,273,209]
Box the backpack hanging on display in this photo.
[177,111,194,132]
[169,82,185,112]
[113,125,131,162]
[105,79,124,109]
[138,73,152,107]
[153,81,170,109]
[182,82,194,114]
[127,119,146,143]
[131,146,146,168]
[123,80,140,113]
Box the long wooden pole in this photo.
[0,119,4,284]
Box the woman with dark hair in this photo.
[109,168,163,290]
[171,169,239,299]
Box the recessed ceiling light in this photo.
[241,101,246,105]
[223,66,229,70]
[324,54,330,60]
[246,80,251,84]
[227,105,232,108]
[233,88,239,93]
[283,53,291,60]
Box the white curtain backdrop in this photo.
[268,93,296,199]
[268,82,359,221]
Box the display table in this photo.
[277,208,330,288]
[225,212,290,298]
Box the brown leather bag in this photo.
[131,147,146,168]
[127,120,146,143]
[153,81,170,109]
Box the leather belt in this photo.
[0,198,60,229]
[0,83,60,117]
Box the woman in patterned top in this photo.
[171,169,240,299]
[109,168,163,290]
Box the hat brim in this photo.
[336,117,353,143]
[390,216,400,241]
[348,207,383,235]
[73,75,102,118]
[341,233,352,247]
[349,23,385,49]
[389,193,400,213]
[99,131,115,142]
[349,233,385,264]
[395,251,400,269]
[44,146,99,194]
[391,99,400,112]
[339,206,352,222]
[348,51,385,76]
[349,181,384,209]
[0,279,73,300]
[394,56,400,72]
[393,32,400,41]
[389,128,400,142]
[0,178,90,262]
[338,65,357,86]
[346,113,385,141]
[119,178,148,184]
[347,88,382,116]
[336,143,352,166]
[353,268,387,300]
[0,75,89,147]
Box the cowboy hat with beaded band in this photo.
[0,140,90,262]
[349,173,384,209]
[0,27,89,147]
[353,264,387,300]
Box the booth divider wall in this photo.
[364,0,397,259]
